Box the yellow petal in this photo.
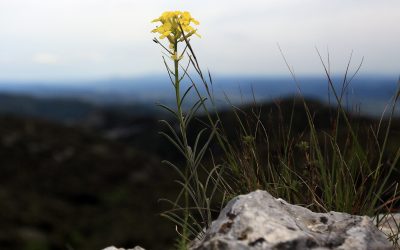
[151,10,200,40]
[192,19,200,25]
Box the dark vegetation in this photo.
[0,94,399,250]
[0,115,176,250]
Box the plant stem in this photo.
[173,40,190,248]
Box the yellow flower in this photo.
[151,10,200,58]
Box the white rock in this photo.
[102,246,145,250]
[374,213,400,241]
[190,190,393,250]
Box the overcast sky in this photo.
[0,0,399,81]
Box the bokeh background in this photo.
[0,0,399,249]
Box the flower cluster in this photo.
[151,11,200,58]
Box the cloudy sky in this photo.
[0,0,399,81]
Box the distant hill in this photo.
[0,93,161,124]
[0,75,398,117]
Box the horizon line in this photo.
[0,73,398,85]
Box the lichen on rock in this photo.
[190,190,393,250]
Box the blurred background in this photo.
[0,0,399,249]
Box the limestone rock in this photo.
[102,246,145,250]
[375,213,400,245]
[190,190,393,250]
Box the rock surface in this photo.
[102,246,145,250]
[375,213,400,248]
[190,190,393,250]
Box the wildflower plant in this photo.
[152,11,226,249]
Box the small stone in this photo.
[102,246,145,250]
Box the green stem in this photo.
[173,40,190,248]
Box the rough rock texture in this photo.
[375,213,400,237]
[102,246,145,250]
[190,190,393,250]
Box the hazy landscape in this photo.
[0,75,398,120]
[0,74,399,249]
